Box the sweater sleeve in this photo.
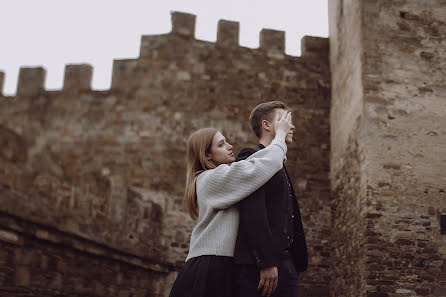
[196,138,287,209]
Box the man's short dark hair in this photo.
[249,101,286,138]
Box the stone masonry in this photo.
[0,11,330,297]
[1,1,445,296]
[329,0,446,296]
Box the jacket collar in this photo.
[258,143,287,163]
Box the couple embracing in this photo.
[169,101,308,297]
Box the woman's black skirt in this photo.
[169,255,233,297]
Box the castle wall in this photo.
[328,0,368,295]
[0,212,171,297]
[0,12,331,296]
[329,1,446,296]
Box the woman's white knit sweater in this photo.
[185,138,287,261]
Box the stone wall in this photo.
[3,3,445,296]
[328,0,368,295]
[0,12,331,296]
[329,1,446,296]
[0,212,171,297]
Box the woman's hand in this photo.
[274,110,292,141]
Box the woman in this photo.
[169,110,293,297]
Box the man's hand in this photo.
[257,266,278,297]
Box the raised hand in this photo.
[274,110,292,141]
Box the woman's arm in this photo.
[197,138,287,209]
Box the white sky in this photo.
[0,0,328,95]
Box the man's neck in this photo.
[259,134,274,147]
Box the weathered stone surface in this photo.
[17,67,46,96]
[301,36,329,60]
[329,0,446,296]
[329,0,368,295]
[171,11,196,38]
[0,212,167,297]
[260,29,285,59]
[2,2,444,296]
[63,64,93,91]
[0,11,330,297]
[217,19,239,48]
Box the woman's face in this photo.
[207,131,235,166]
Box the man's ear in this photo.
[261,119,272,131]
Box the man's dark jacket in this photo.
[234,144,308,272]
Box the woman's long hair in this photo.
[185,128,218,220]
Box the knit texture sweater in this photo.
[185,138,287,261]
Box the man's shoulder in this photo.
[235,147,259,161]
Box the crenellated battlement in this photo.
[0,7,336,297]
[16,67,46,96]
[12,64,94,96]
[260,29,285,57]
[217,19,239,48]
[0,4,333,272]
[63,64,93,91]
[1,2,445,296]
[171,12,196,38]
[301,35,329,59]
[1,11,328,97]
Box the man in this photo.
[233,101,308,297]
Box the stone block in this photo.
[63,64,93,91]
[301,36,329,58]
[171,11,196,38]
[17,67,46,96]
[217,19,239,48]
[111,59,138,90]
[433,287,446,296]
[0,229,23,246]
[367,292,389,297]
[260,29,285,56]
[14,266,30,286]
